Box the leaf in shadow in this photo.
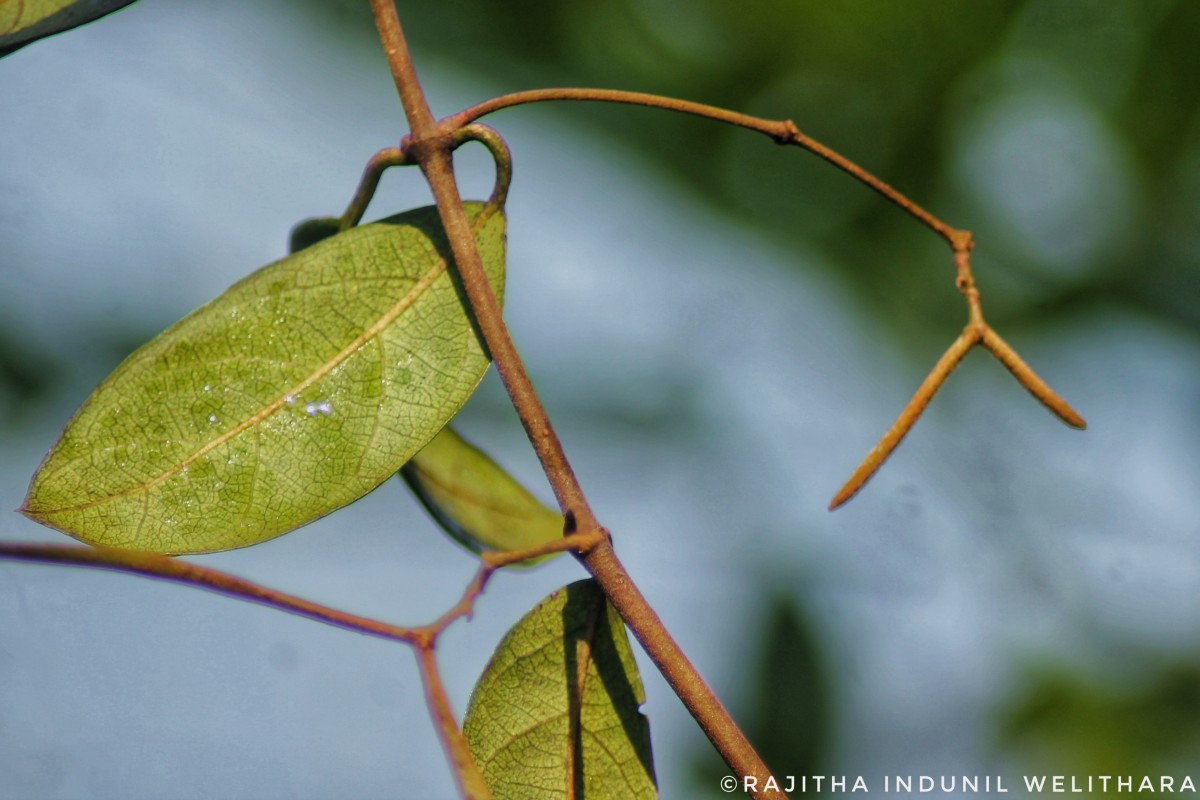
[401,425,563,566]
[22,202,505,554]
[1,0,138,57]
[464,579,657,799]
[288,216,343,254]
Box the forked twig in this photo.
[829,245,1086,509]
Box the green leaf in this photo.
[21,202,505,554]
[288,216,343,254]
[401,425,563,566]
[464,579,657,800]
[0,0,137,57]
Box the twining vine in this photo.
[0,2,1087,799]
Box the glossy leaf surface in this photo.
[401,425,562,566]
[464,580,657,799]
[22,203,505,553]
[0,0,136,56]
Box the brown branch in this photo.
[830,327,980,510]
[585,538,786,796]
[420,148,601,529]
[482,528,607,569]
[415,644,493,800]
[980,326,1086,429]
[369,6,596,531]
[369,0,436,139]
[371,6,1083,796]
[339,146,409,229]
[0,542,421,644]
[371,7,784,798]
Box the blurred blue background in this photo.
[2,1,1198,797]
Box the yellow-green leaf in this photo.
[464,580,657,800]
[401,425,563,567]
[21,202,505,554]
[0,0,136,57]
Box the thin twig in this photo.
[0,542,421,644]
[418,565,495,641]
[980,326,1086,428]
[340,146,409,229]
[415,644,493,800]
[482,528,607,569]
[829,328,980,510]
[452,124,513,209]
[830,243,1085,508]
[451,86,1084,517]
[452,88,1087,512]
[0,530,609,645]
[446,87,963,247]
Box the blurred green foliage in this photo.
[998,661,1200,782]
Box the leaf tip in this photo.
[15,498,55,529]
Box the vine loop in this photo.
[450,123,513,211]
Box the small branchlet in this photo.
[829,241,1085,510]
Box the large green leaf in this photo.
[0,0,136,57]
[464,580,657,799]
[21,202,505,554]
[401,425,563,567]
